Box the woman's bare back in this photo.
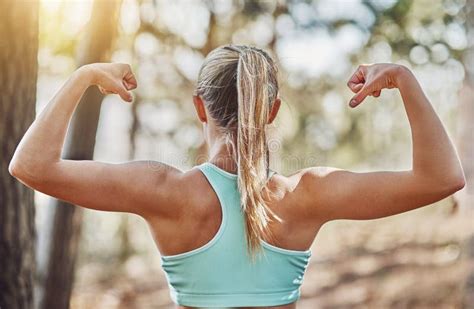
[144,164,322,308]
[146,165,321,262]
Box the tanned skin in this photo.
[9,63,465,309]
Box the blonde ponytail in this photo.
[196,44,282,261]
[236,49,281,261]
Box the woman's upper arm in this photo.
[298,166,461,222]
[22,159,184,218]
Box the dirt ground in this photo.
[71,200,474,308]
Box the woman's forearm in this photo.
[9,66,93,178]
[395,66,465,186]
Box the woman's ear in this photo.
[268,97,281,124]
[193,95,207,123]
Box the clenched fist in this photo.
[80,63,137,102]
[347,63,409,108]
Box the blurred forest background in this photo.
[1,0,473,308]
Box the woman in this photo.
[9,44,465,308]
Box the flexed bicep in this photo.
[299,167,455,222]
[299,63,464,223]
[16,159,183,219]
[6,63,183,218]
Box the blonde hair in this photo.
[195,44,282,261]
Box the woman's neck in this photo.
[207,135,238,174]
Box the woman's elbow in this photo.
[8,159,23,179]
[450,174,466,192]
[8,158,44,186]
[417,170,466,200]
[441,171,466,196]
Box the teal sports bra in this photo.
[160,162,312,307]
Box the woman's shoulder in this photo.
[267,166,344,223]
[272,166,343,192]
[136,161,214,218]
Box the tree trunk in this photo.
[0,1,39,309]
[38,1,121,308]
